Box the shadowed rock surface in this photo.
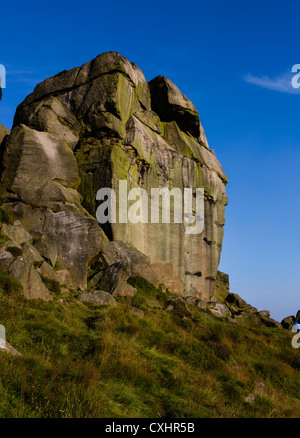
[0,124,9,147]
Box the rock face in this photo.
[281,311,300,330]
[0,52,228,301]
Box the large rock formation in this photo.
[0,52,228,301]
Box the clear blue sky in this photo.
[1,0,299,321]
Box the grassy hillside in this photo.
[0,271,299,418]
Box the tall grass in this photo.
[0,276,299,417]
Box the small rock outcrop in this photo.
[281,316,295,330]
[166,296,191,317]
[208,301,231,318]
[281,311,300,330]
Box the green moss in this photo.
[0,267,23,295]
[57,116,75,130]
[0,207,13,225]
[116,72,138,122]
[87,255,108,279]
[111,145,132,181]
[0,232,9,245]
[78,173,98,217]
[128,276,169,310]
[41,276,61,297]
[218,372,244,401]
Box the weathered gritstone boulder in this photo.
[101,240,158,286]
[37,260,57,281]
[129,306,145,318]
[280,311,300,330]
[166,296,191,317]
[223,292,282,328]
[90,260,137,298]
[259,315,281,329]
[1,221,32,245]
[80,290,118,306]
[8,255,53,300]
[208,301,231,318]
[281,315,295,330]
[225,292,256,314]
[0,52,228,301]
[186,296,206,310]
[259,310,270,318]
